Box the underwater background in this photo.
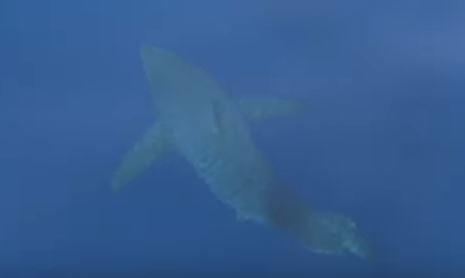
[1,0,464,277]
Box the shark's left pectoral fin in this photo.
[112,123,171,191]
[236,97,304,122]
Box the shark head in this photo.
[302,211,371,259]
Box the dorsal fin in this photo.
[211,99,224,135]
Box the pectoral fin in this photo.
[236,97,304,122]
[112,123,171,191]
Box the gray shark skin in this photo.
[113,46,370,258]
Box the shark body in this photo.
[113,46,370,258]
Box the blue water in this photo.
[1,0,464,277]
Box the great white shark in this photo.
[113,46,370,258]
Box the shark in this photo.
[113,46,370,258]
